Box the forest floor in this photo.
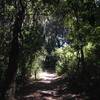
[16,71,85,100]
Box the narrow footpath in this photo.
[17,72,84,100]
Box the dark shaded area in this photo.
[43,55,57,72]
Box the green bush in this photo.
[54,45,77,75]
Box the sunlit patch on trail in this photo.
[43,96,57,100]
[38,71,57,83]
[24,90,59,100]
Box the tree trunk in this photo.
[0,0,25,99]
[80,45,85,69]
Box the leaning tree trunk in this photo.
[1,0,25,100]
[80,45,85,67]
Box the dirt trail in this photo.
[16,72,83,100]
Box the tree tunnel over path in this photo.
[0,0,100,100]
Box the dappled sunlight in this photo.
[38,71,57,83]
[24,90,58,100]
[17,70,87,100]
[30,71,58,83]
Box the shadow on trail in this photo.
[16,71,84,100]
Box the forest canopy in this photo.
[0,0,100,100]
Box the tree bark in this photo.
[0,0,25,99]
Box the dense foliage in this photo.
[0,0,100,100]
